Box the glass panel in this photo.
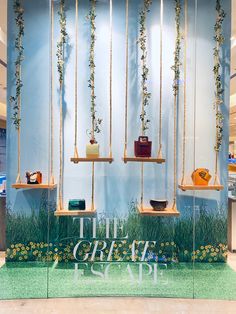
[47,0,194,298]
[3,0,233,301]
[193,0,233,300]
[2,0,50,300]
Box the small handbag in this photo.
[150,199,168,211]
[191,168,212,186]
[26,171,42,184]
[68,199,86,211]
[134,136,152,157]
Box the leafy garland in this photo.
[10,0,25,130]
[88,0,102,142]
[56,0,67,87]
[171,0,181,97]
[138,0,152,135]
[213,0,225,152]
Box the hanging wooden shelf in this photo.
[123,157,165,164]
[12,183,57,190]
[178,184,224,191]
[71,157,113,163]
[54,208,96,217]
[138,205,180,217]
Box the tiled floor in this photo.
[0,297,236,314]
[1,252,236,311]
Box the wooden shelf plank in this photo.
[178,184,224,191]
[12,183,57,190]
[71,157,113,163]
[54,208,96,217]
[137,206,180,217]
[123,157,165,163]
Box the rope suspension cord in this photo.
[16,58,22,184]
[124,0,129,158]
[173,88,177,209]
[172,0,181,210]
[157,0,163,159]
[109,0,113,158]
[58,1,66,211]
[91,162,95,210]
[140,1,149,209]
[180,0,187,186]
[50,0,55,184]
[15,1,24,184]
[141,162,144,209]
[91,0,95,142]
[213,3,221,186]
[90,0,96,210]
[193,0,197,181]
[59,81,63,210]
[74,0,79,158]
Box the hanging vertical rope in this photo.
[193,0,197,182]
[16,56,22,184]
[74,0,79,158]
[91,162,95,210]
[11,0,25,184]
[50,0,55,184]
[141,162,144,209]
[173,96,177,209]
[139,0,152,209]
[57,0,67,210]
[109,0,113,158]
[172,0,181,209]
[157,0,163,159]
[213,0,225,186]
[181,0,187,186]
[59,85,63,210]
[16,71,21,184]
[124,0,129,158]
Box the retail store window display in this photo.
[0,0,235,301]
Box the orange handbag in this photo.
[191,168,211,186]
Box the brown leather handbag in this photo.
[134,136,152,157]
[26,171,42,184]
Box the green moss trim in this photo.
[88,0,102,141]
[171,0,182,97]
[56,0,67,86]
[214,0,225,152]
[138,0,152,135]
[10,0,25,130]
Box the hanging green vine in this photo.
[138,0,152,135]
[171,0,182,97]
[56,0,67,87]
[88,0,102,142]
[214,0,225,152]
[10,0,24,130]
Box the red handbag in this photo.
[134,136,152,157]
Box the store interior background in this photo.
[0,0,7,254]
[0,0,236,300]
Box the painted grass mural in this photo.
[6,195,227,263]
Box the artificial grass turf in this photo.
[0,262,236,300]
